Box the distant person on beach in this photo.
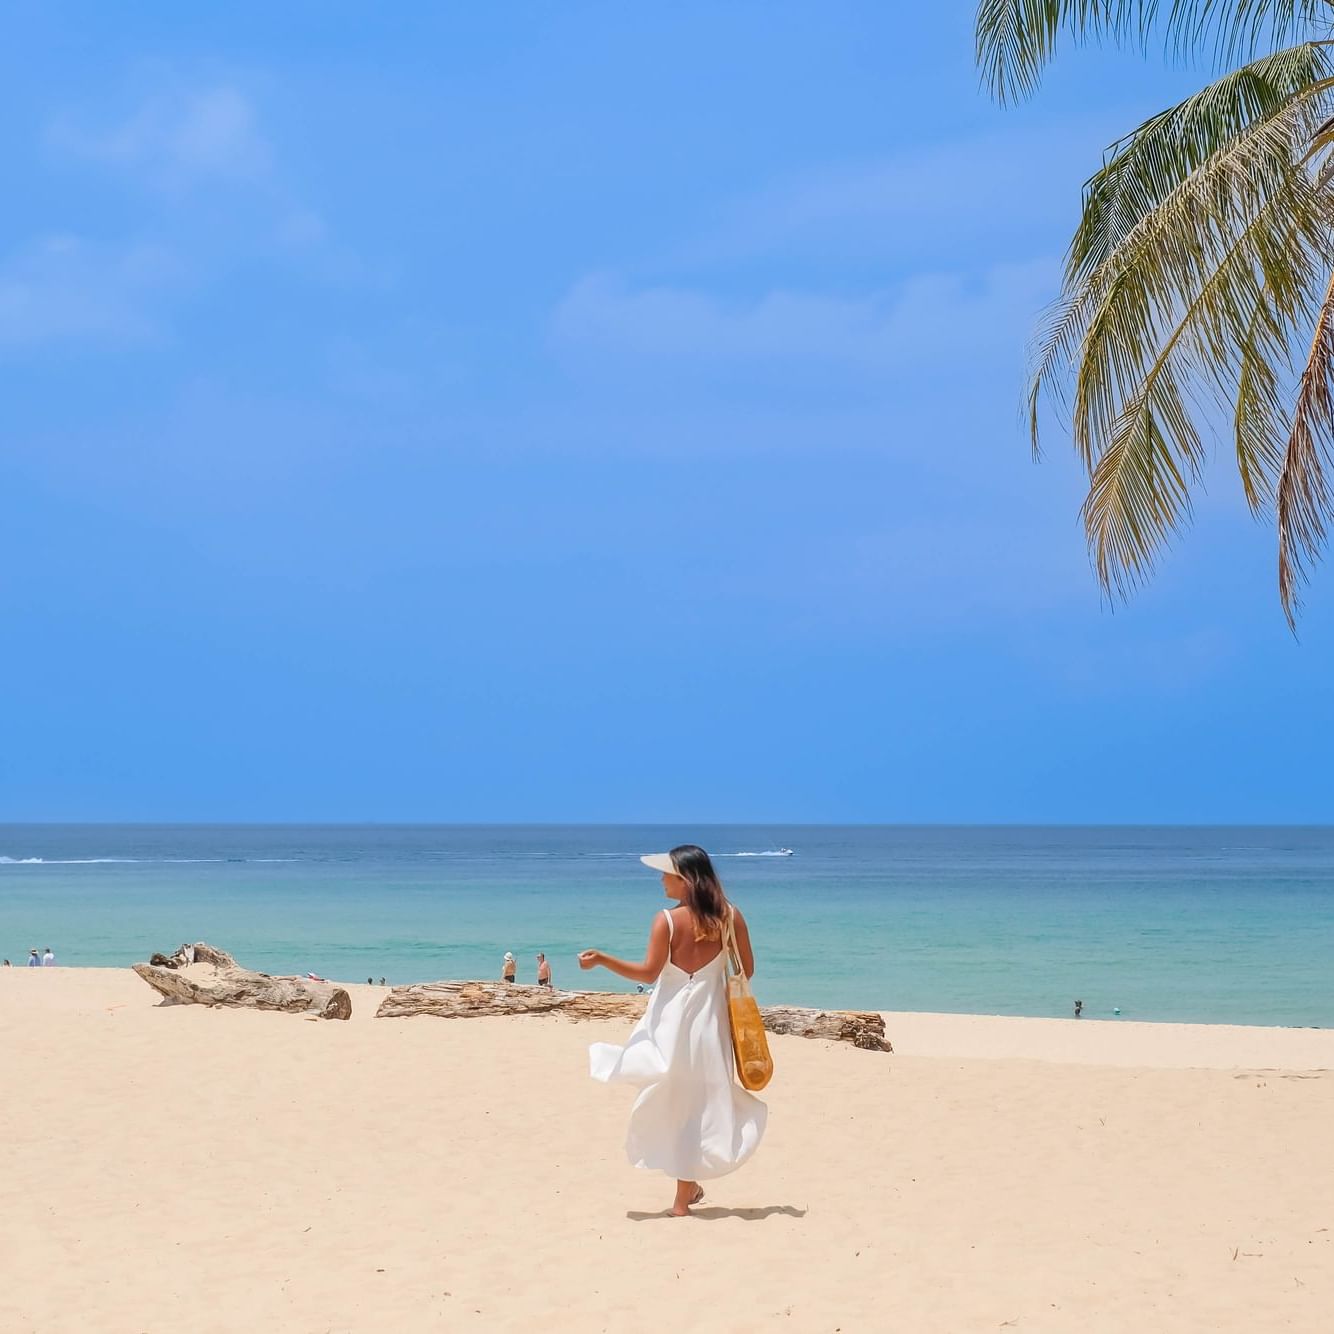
[1074,999,1083,1019]
[502,952,517,983]
[536,953,551,987]
[27,949,41,967]
[42,948,55,967]
[2,959,10,967]
[582,844,766,1217]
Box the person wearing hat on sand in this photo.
[27,949,41,967]
[582,844,767,1218]
[501,951,517,984]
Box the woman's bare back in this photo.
[663,903,722,976]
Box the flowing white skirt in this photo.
[588,954,767,1181]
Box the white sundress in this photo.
[588,907,767,1181]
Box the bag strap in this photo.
[720,904,741,977]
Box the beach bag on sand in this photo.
[722,907,773,1092]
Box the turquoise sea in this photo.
[2,824,1332,1027]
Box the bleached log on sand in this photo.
[132,963,352,1021]
[374,981,890,1051]
[755,1005,892,1051]
[147,941,238,970]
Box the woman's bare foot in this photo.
[670,1181,705,1216]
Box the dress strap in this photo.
[662,907,674,941]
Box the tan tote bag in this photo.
[722,906,774,1092]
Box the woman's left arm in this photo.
[579,913,670,985]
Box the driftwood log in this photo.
[147,941,238,970]
[132,962,352,1021]
[375,982,890,1051]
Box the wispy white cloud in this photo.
[551,258,1057,379]
[49,83,272,187]
[676,116,1131,268]
[0,235,180,347]
[15,74,377,355]
[47,76,340,258]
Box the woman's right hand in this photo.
[578,949,601,971]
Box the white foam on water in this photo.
[0,857,230,865]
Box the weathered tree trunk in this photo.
[147,941,238,970]
[374,981,890,1051]
[132,963,352,1020]
[754,1005,891,1051]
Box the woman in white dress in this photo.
[581,844,767,1217]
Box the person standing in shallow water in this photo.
[582,844,767,1218]
[502,952,517,983]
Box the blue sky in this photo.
[3,2,1331,822]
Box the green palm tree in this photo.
[976,2,1334,626]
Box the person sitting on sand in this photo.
[536,953,551,987]
[582,844,767,1218]
[502,952,517,983]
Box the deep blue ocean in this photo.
[2,824,1332,1026]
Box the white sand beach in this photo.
[3,968,1333,1333]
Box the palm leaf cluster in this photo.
[977,1,1334,624]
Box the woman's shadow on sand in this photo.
[627,1205,806,1222]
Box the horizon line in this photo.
[2,820,1332,830]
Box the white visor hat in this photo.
[639,852,680,876]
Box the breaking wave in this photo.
[0,857,298,866]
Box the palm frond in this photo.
[1174,0,1334,67]
[1028,45,1332,463]
[1075,181,1333,590]
[1071,42,1334,285]
[1045,77,1331,445]
[977,0,1334,102]
[1278,271,1334,624]
[1041,84,1334,595]
[1027,286,1102,458]
[1234,297,1292,513]
[977,1,1149,102]
[1083,373,1201,594]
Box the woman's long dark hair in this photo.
[670,844,727,941]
